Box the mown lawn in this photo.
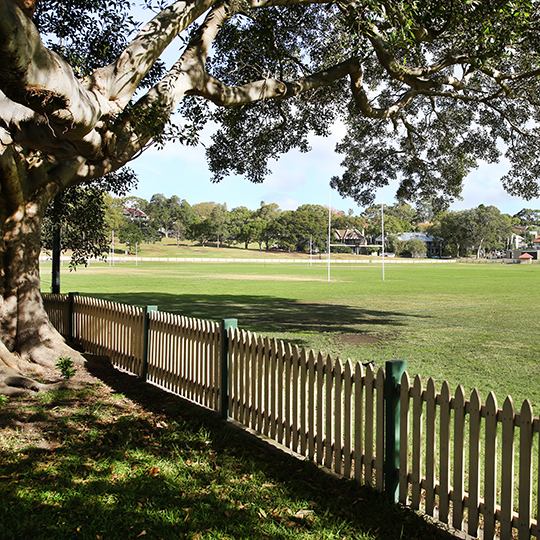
[0,363,439,540]
[41,258,540,410]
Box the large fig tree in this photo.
[1,0,540,394]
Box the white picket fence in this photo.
[42,293,540,539]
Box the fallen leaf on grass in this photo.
[294,509,315,521]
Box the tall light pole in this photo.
[381,198,385,282]
[327,192,331,282]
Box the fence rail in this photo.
[43,292,540,540]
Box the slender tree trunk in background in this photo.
[51,197,61,294]
[52,229,61,294]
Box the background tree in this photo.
[429,211,472,257]
[292,204,329,253]
[104,195,129,233]
[387,234,406,256]
[462,205,513,258]
[209,203,230,248]
[386,202,416,225]
[3,0,540,393]
[117,221,143,254]
[146,193,173,238]
[405,238,428,258]
[186,219,214,247]
[514,208,540,230]
[192,202,218,221]
[171,199,198,246]
[229,206,255,249]
[245,220,268,250]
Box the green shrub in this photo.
[56,356,76,380]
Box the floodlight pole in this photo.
[328,192,331,282]
[381,199,385,282]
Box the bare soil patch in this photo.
[338,333,381,345]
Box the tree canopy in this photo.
[2,0,540,392]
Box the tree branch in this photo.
[187,57,359,105]
[88,0,219,109]
[349,60,418,119]
[0,1,105,153]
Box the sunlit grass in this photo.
[42,259,540,409]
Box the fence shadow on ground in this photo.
[82,359,451,540]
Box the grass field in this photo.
[40,256,540,410]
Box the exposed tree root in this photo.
[0,373,82,397]
[0,332,86,396]
[17,321,86,368]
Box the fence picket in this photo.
[316,352,324,465]
[399,371,411,505]
[263,337,271,436]
[438,381,451,523]
[484,391,498,540]
[452,385,467,531]
[231,328,239,419]
[343,359,353,478]
[238,330,247,423]
[355,362,365,484]
[308,351,316,460]
[292,346,300,452]
[519,400,534,540]
[411,375,423,510]
[375,367,384,492]
[250,333,258,429]
[284,343,293,449]
[425,378,437,516]
[325,355,333,470]
[364,364,375,487]
[270,338,278,440]
[256,335,264,432]
[277,341,285,445]
[300,349,308,456]
[468,389,482,537]
[334,359,343,476]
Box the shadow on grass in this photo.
[87,292,426,343]
[0,361,448,540]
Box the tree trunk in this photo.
[0,152,84,395]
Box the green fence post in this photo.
[385,359,407,503]
[220,318,238,419]
[67,292,79,343]
[141,306,158,381]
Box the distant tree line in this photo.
[41,189,540,263]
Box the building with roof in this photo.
[375,232,443,258]
[334,229,368,254]
[123,207,148,221]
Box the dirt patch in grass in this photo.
[338,333,381,345]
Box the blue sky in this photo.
[127,123,540,216]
